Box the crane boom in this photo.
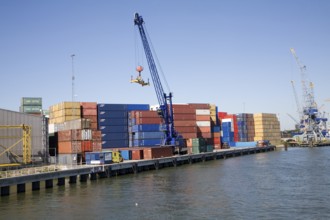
[134,13,181,147]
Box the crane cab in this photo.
[130,65,150,86]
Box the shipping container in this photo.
[0,108,46,164]
[85,151,112,164]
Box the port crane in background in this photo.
[132,13,185,153]
[290,48,329,146]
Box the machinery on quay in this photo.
[131,13,185,154]
[289,48,329,146]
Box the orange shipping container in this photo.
[80,102,97,109]
[174,120,196,127]
[92,140,102,152]
[81,140,92,152]
[131,148,144,160]
[188,103,210,109]
[180,133,198,139]
[58,141,82,154]
[82,109,97,116]
[197,132,212,138]
[197,127,211,133]
[174,114,196,120]
[175,126,197,133]
[134,118,162,124]
[196,115,211,121]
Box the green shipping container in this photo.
[20,105,42,113]
[206,145,214,152]
[192,138,207,147]
[21,97,42,106]
[192,145,207,154]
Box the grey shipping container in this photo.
[21,97,42,106]
[0,108,47,164]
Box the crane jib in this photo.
[134,13,181,148]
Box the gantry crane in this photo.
[0,125,31,164]
[290,48,328,145]
[132,13,185,153]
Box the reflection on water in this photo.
[1,147,330,219]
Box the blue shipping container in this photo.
[132,124,161,132]
[133,139,162,146]
[85,152,112,164]
[99,125,128,133]
[98,110,128,119]
[97,104,128,111]
[102,140,129,148]
[99,118,128,126]
[101,132,129,140]
[127,104,150,111]
[120,150,131,160]
[133,131,164,139]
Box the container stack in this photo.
[49,102,81,124]
[81,102,98,131]
[253,113,281,145]
[129,110,163,147]
[221,119,235,146]
[236,113,248,142]
[246,114,255,141]
[48,102,102,164]
[187,138,207,154]
[172,104,197,140]
[210,125,221,150]
[20,97,43,115]
[131,124,163,147]
[97,104,149,149]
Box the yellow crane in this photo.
[0,124,31,164]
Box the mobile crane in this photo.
[132,13,185,154]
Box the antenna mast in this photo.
[71,54,75,102]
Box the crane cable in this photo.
[143,24,172,94]
[134,27,144,68]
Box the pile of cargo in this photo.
[48,102,102,164]
[97,103,150,148]
[253,113,281,145]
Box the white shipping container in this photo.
[81,129,92,140]
[196,109,210,115]
[196,121,211,127]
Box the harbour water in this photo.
[1,147,330,219]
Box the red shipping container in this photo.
[143,146,173,159]
[196,115,210,121]
[175,126,197,133]
[81,140,92,152]
[172,107,196,114]
[188,103,210,109]
[174,120,196,127]
[218,112,228,120]
[83,115,97,122]
[58,141,82,154]
[92,140,102,152]
[134,110,159,118]
[80,102,97,109]
[58,130,82,141]
[174,114,196,120]
[131,148,144,160]
[197,132,212,138]
[180,133,198,139]
[92,130,102,141]
[197,127,211,133]
[135,118,162,124]
[82,109,97,116]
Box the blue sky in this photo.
[1,0,329,130]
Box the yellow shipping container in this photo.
[49,115,81,124]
